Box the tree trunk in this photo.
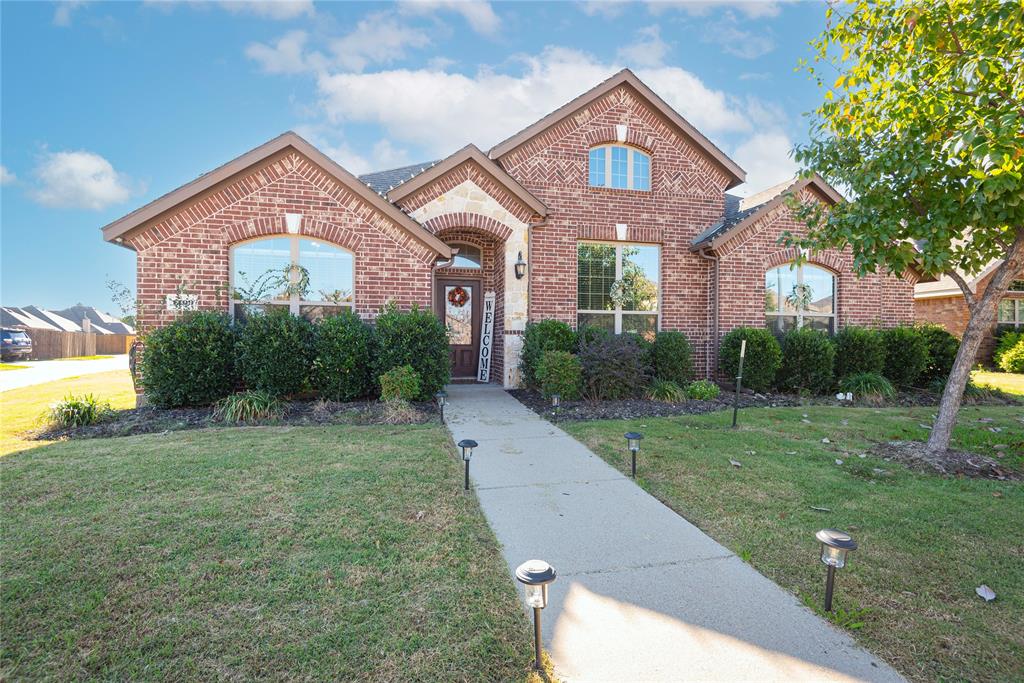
[926,229,1024,454]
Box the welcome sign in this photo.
[477,292,496,383]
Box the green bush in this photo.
[579,334,651,400]
[47,394,111,428]
[521,320,576,388]
[685,379,721,400]
[881,326,929,389]
[917,323,959,383]
[719,327,782,392]
[994,331,1023,370]
[650,331,695,385]
[833,326,885,378]
[141,311,237,407]
[535,350,582,400]
[575,324,611,351]
[379,365,421,402]
[646,379,685,402]
[374,303,450,400]
[839,372,895,404]
[311,310,375,401]
[776,327,836,394]
[214,390,283,423]
[236,309,314,396]
[998,338,1024,373]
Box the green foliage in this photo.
[650,331,695,385]
[839,372,896,404]
[378,365,421,402]
[719,327,782,393]
[998,338,1024,373]
[917,323,960,383]
[994,331,1023,370]
[685,380,721,401]
[535,350,582,401]
[575,324,611,351]
[214,390,283,424]
[578,334,651,400]
[776,327,836,394]
[373,303,449,400]
[881,326,930,389]
[311,310,374,401]
[47,394,111,428]
[141,311,237,407]
[645,379,686,403]
[520,320,576,388]
[236,310,314,396]
[833,326,885,377]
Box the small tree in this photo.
[792,0,1024,454]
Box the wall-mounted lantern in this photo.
[514,251,527,280]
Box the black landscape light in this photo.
[816,528,857,612]
[435,390,447,421]
[516,559,557,671]
[624,432,643,478]
[458,439,477,491]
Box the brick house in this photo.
[102,69,916,387]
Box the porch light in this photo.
[458,439,477,490]
[435,390,447,421]
[514,251,527,280]
[285,213,302,234]
[515,559,557,671]
[816,528,857,611]
[624,431,643,478]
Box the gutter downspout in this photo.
[696,246,719,380]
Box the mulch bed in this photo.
[872,440,1022,481]
[34,399,440,443]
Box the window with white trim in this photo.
[997,281,1024,331]
[577,242,659,337]
[765,263,836,335]
[449,243,483,269]
[588,145,651,190]
[230,236,354,322]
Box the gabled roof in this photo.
[386,144,548,217]
[359,161,439,195]
[101,131,451,259]
[691,174,843,252]
[22,306,82,332]
[56,305,134,335]
[1,307,60,331]
[488,68,746,189]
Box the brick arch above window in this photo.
[582,126,656,154]
[421,213,514,242]
[223,215,365,255]
[763,247,846,274]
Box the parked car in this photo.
[1,328,32,361]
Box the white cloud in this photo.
[0,165,15,185]
[617,25,669,67]
[704,11,775,59]
[399,0,500,35]
[739,71,772,81]
[217,0,314,20]
[578,0,630,18]
[246,30,312,74]
[330,12,432,72]
[53,1,88,26]
[31,150,135,210]
[647,0,783,19]
[730,131,797,196]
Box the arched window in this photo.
[450,243,482,269]
[588,144,651,191]
[230,236,354,322]
[765,263,836,335]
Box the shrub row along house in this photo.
[102,69,917,388]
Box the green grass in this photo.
[0,364,28,371]
[53,355,114,361]
[565,406,1024,683]
[1,425,547,681]
[973,370,1024,396]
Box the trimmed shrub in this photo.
[579,334,651,400]
[881,326,929,389]
[575,324,611,351]
[998,338,1024,373]
[379,365,421,402]
[839,372,895,404]
[47,394,111,427]
[521,320,576,388]
[994,331,1023,370]
[719,327,782,392]
[236,309,314,396]
[646,379,685,402]
[374,303,450,400]
[141,311,237,407]
[917,323,959,384]
[650,331,695,385]
[776,327,836,394]
[214,390,283,424]
[833,326,885,378]
[311,310,375,401]
[685,379,721,400]
[535,350,582,400]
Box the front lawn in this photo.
[565,406,1023,683]
[1,425,541,681]
[972,370,1024,396]
[53,355,115,361]
[0,364,28,371]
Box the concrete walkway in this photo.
[444,384,902,683]
[0,355,128,393]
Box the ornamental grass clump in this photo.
[214,390,283,424]
[645,379,686,402]
[838,372,895,405]
[47,394,111,428]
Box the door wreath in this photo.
[447,286,469,307]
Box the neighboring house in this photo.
[0,307,60,331]
[55,305,136,335]
[102,69,916,387]
[915,262,1024,362]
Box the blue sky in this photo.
[1,0,828,314]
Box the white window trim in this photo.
[589,144,651,191]
[765,263,836,332]
[998,297,1023,329]
[577,241,660,334]
[229,235,355,319]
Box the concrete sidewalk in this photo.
[0,355,129,393]
[444,384,902,683]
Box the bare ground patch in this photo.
[872,440,1022,480]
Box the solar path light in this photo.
[551,393,560,410]
[457,439,476,491]
[435,390,447,421]
[516,559,557,671]
[624,432,643,478]
[816,528,857,612]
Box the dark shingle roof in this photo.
[358,161,439,195]
[690,193,762,247]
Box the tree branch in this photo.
[946,269,977,309]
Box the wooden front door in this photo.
[436,279,481,378]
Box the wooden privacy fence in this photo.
[22,329,135,360]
